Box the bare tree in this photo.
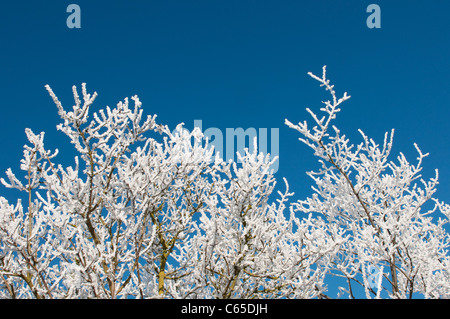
[286,66,450,298]
[0,82,331,298]
[1,67,449,298]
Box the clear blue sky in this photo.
[0,0,449,296]
[1,0,449,202]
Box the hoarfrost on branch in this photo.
[1,67,449,298]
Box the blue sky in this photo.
[0,0,449,297]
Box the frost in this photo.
[1,73,449,299]
[286,66,450,299]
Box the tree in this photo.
[286,66,450,298]
[1,67,449,299]
[0,82,333,299]
[192,142,337,298]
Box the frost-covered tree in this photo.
[286,66,450,298]
[192,143,338,298]
[1,67,449,299]
[0,82,332,299]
